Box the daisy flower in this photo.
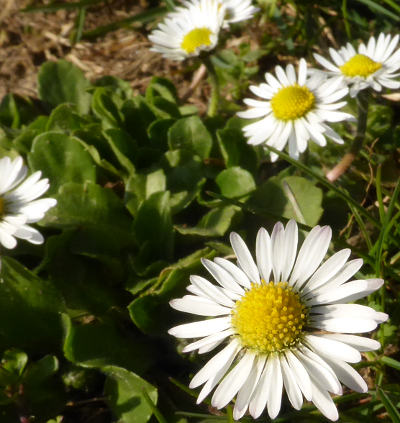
[169,220,387,421]
[181,0,259,27]
[314,33,400,97]
[219,0,259,26]
[148,0,225,61]
[237,59,354,161]
[0,156,57,249]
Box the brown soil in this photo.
[0,0,210,110]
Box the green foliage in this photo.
[2,0,400,417]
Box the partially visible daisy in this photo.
[169,220,387,421]
[219,0,259,26]
[0,156,57,249]
[237,58,354,161]
[182,0,259,27]
[148,0,225,61]
[314,33,400,97]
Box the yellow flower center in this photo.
[271,84,315,121]
[340,54,382,78]
[0,197,4,217]
[231,282,308,353]
[181,28,212,54]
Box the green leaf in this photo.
[216,167,256,199]
[175,205,240,237]
[133,191,174,259]
[0,257,65,352]
[91,87,124,129]
[128,247,215,334]
[28,132,96,195]
[42,182,133,246]
[103,365,157,423]
[95,75,134,100]
[24,355,59,386]
[168,116,212,159]
[103,128,137,176]
[38,60,92,114]
[217,118,258,172]
[377,386,400,423]
[62,314,153,374]
[45,103,87,132]
[146,76,178,105]
[249,175,323,226]
[1,349,28,378]
[380,356,400,371]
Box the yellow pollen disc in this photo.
[0,197,4,217]
[271,84,315,121]
[231,282,308,353]
[181,28,212,54]
[340,54,382,78]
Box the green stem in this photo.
[202,55,220,117]
[326,91,369,182]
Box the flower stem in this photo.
[326,91,369,182]
[202,55,220,117]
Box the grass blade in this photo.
[82,7,167,39]
[377,386,400,423]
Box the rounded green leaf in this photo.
[216,166,256,199]
[28,132,96,195]
[103,366,157,423]
[168,116,212,159]
[38,60,91,114]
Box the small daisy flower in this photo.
[169,220,387,421]
[314,33,400,97]
[148,0,225,61]
[177,0,258,29]
[0,156,57,249]
[237,58,354,161]
[219,0,259,26]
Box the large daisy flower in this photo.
[0,156,56,249]
[169,220,387,421]
[314,33,400,97]
[237,59,354,161]
[148,0,225,61]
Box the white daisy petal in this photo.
[304,248,351,293]
[183,329,234,353]
[296,349,342,395]
[213,257,251,289]
[233,355,266,420]
[310,378,339,421]
[190,339,240,389]
[230,232,260,283]
[249,354,274,418]
[255,227,272,283]
[170,295,231,316]
[189,275,235,307]
[322,357,368,393]
[290,226,332,289]
[0,156,55,249]
[305,334,361,363]
[267,355,283,419]
[285,350,312,400]
[168,316,231,338]
[280,355,303,410]
[321,334,381,352]
[201,258,245,295]
[211,351,255,409]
